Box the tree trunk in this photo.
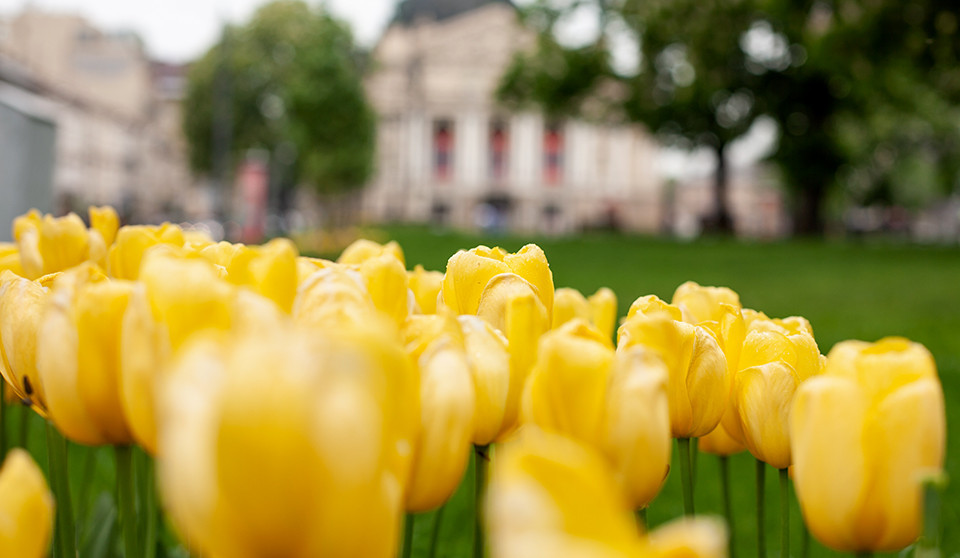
[707,143,735,234]
[794,183,826,236]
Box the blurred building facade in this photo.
[363,0,664,234]
[0,8,198,223]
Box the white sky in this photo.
[0,0,398,61]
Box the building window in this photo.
[433,119,454,183]
[543,121,564,185]
[489,119,508,182]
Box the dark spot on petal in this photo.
[22,376,33,395]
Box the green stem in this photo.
[916,473,947,558]
[474,444,489,558]
[46,421,76,558]
[690,437,699,493]
[779,468,789,558]
[427,504,446,558]
[719,456,734,557]
[16,402,29,450]
[677,438,695,516]
[756,459,766,558]
[801,519,809,558]
[635,507,647,531]
[401,513,415,558]
[141,452,158,558]
[115,446,138,558]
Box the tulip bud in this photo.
[552,287,590,329]
[359,253,411,325]
[487,427,728,558]
[121,249,285,453]
[588,287,618,340]
[408,264,443,314]
[791,338,945,553]
[698,421,746,457]
[0,449,55,557]
[293,267,378,330]
[222,238,299,313]
[524,321,671,509]
[107,223,185,280]
[442,244,553,318]
[37,264,136,445]
[734,361,798,469]
[404,336,475,512]
[0,271,52,412]
[338,238,405,267]
[14,211,103,279]
[89,205,119,248]
[158,327,413,558]
[0,243,22,277]
[458,316,511,445]
[672,281,741,325]
[618,311,728,438]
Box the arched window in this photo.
[543,121,564,185]
[433,119,454,183]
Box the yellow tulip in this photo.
[723,311,822,467]
[441,244,553,318]
[403,313,475,512]
[739,313,822,381]
[88,205,119,247]
[293,266,378,330]
[669,283,748,457]
[486,427,644,558]
[158,326,413,558]
[0,271,53,412]
[553,287,618,340]
[589,287,618,340]
[733,361,798,469]
[107,223,185,280]
[120,249,285,454]
[359,253,410,325]
[37,264,136,445]
[457,316,512,445]
[408,264,443,314]
[337,238,405,267]
[791,337,945,553]
[603,346,672,509]
[0,449,54,558]
[486,427,727,558]
[295,256,334,285]
[0,243,23,276]
[13,210,104,279]
[523,320,671,509]
[671,281,740,324]
[618,305,728,439]
[698,421,746,457]
[552,287,591,328]
[222,238,299,313]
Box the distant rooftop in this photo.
[393,0,515,25]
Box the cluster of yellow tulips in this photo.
[0,206,946,558]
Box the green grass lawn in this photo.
[6,227,958,557]
[380,226,960,558]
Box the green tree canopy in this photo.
[498,0,960,234]
[183,0,376,196]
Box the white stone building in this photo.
[363,0,664,234]
[0,8,197,223]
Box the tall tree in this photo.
[183,0,376,202]
[499,0,960,235]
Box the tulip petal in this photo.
[790,376,867,552]
[857,378,946,551]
